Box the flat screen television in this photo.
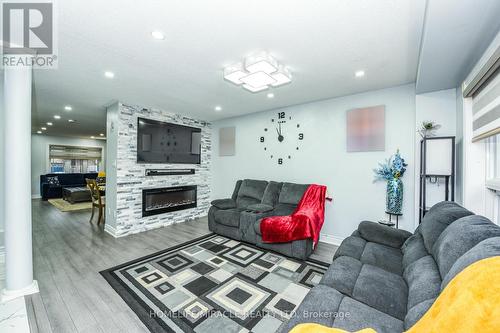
[137,117,201,164]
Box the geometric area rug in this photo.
[100,233,328,333]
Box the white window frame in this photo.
[485,134,500,224]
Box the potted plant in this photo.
[418,121,441,138]
[373,150,408,214]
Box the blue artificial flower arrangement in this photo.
[373,149,407,181]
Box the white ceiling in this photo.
[416,0,500,93]
[29,0,498,138]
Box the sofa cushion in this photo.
[211,199,236,210]
[278,182,309,205]
[261,181,282,206]
[334,236,403,275]
[404,299,434,330]
[235,196,260,209]
[358,221,412,248]
[442,236,500,289]
[432,215,500,279]
[351,264,408,320]
[279,284,344,331]
[334,296,404,333]
[231,180,243,200]
[402,233,428,270]
[237,179,268,200]
[360,242,404,275]
[403,255,441,309]
[271,203,296,216]
[333,235,367,261]
[246,203,273,213]
[214,208,242,228]
[236,179,268,209]
[320,256,362,296]
[419,201,473,253]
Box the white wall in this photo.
[212,84,416,242]
[455,86,464,204]
[0,72,5,251]
[31,135,107,197]
[414,89,457,224]
[105,103,119,229]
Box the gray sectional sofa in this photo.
[208,179,314,259]
[280,201,500,333]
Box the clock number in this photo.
[260,136,265,143]
[278,158,283,165]
[278,112,285,119]
[298,133,304,140]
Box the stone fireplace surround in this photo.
[105,102,211,237]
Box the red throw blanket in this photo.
[260,184,327,247]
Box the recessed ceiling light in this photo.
[37,130,42,134]
[104,71,115,79]
[100,133,104,136]
[41,127,46,130]
[47,122,53,126]
[267,92,274,98]
[214,106,222,112]
[64,105,72,111]
[54,115,61,119]
[90,136,95,139]
[151,30,165,40]
[68,119,75,123]
[355,70,365,78]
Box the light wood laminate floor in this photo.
[26,199,337,333]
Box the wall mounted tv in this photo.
[137,117,201,164]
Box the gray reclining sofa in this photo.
[280,201,500,333]
[208,179,315,260]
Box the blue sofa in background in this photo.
[40,173,97,200]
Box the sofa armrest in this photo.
[211,198,237,210]
[246,204,274,213]
[357,221,412,248]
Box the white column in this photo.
[1,57,39,302]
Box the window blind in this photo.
[471,69,500,141]
[49,145,102,160]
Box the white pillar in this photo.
[1,57,38,302]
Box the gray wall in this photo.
[31,135,107,197]
[212,84,416,242]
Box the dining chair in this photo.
[86,178,106,225]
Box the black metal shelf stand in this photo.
[419,136,455,223]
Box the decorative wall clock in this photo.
[259,111,304,165]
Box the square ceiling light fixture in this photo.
[223,51,292,93]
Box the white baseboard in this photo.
[31,194,41,199]
[319,233,345,246]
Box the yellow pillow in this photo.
[290,325,374,333]
[289,256,500,333]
